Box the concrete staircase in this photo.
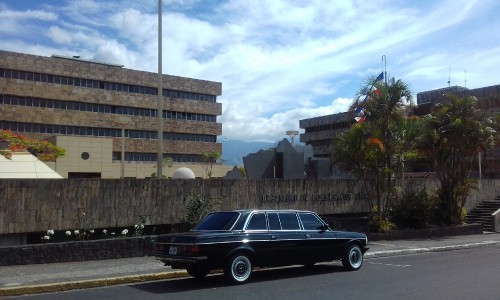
[465,197,500,231]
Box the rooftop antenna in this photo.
[448,67,451,87]
[286,130,299,146]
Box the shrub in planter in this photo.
[391,190,438,229]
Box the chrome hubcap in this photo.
[235,261,246,275]
[231,256,251,281]
[349,247,362,268]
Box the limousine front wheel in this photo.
[342,244,363,271]
[225,253,253,284]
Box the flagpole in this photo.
[382,55,387,85]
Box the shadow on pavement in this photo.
[130,264,345,294]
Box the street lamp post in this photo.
[157,0,164,179]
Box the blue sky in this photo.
[1,0,500,142]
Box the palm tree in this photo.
[333,76,414,213]
[201,151,222,178]
[415,94,497,224]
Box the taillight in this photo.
[183,244,200,254]
[154,243,165,251]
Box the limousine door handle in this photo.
[271,235,278,240]
[305,234,312,238]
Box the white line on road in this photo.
[368,262,411,267]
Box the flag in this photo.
[355,116,366,123]
[371,86,379,96]
[354,106,365,115]
[376,72,384,82]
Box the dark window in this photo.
[299,213,324,230]
[279,213,300,230]
[193,212,240,231]
[246,213,267,230]
[267,213,281,230]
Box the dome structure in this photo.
[172,167,196,179]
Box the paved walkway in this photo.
[1,232,499,297]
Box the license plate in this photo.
[169,246,177,255]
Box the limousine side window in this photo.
[246,213,267,230]
[267,212,281,230]
[299,213,324,230]
[278,213,300,230]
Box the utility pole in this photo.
[156,0,164,179]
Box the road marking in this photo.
[368,262,411,267]
[369,242,397,247]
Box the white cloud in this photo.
[2,0,500,143]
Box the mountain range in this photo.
[220,139,307,166]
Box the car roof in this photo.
[213,209,315,214]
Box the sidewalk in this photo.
[1,232,499,297]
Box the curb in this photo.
[1,240,499,297]
[365,240,500,258]
[0,271,188,297]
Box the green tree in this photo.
[332,77,414,232]
[415,94,497,224]
[333,77,414,212]
[238,166,247,178]
[151,157,174,178]
[184,193,222,227]
[201,150,222,178]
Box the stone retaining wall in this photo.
[1,178,499,237]
[0,236,155,266]
[0,224,484,266]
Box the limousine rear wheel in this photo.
[225,253,253,284]
[342,244,363,271]
[186,266,210,279]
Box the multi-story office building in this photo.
[300,84,500,178]
[299,112,353,158]
[0,50,232,178]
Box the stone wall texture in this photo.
[0,236,155,266]
[1,178,499,236]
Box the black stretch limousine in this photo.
[153,209,369,284]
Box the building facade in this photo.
[299,111,353,158]
[300,84,500,178]
[0,50,232,178]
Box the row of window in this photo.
[0,68,217,103]
[304,121,352,133]
[0,94,217,123]
[246,212,324,231]
[0,121,217,143]
[112,152,201,163]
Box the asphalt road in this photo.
[8,244,500,300]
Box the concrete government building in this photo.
[0,50,232,178]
